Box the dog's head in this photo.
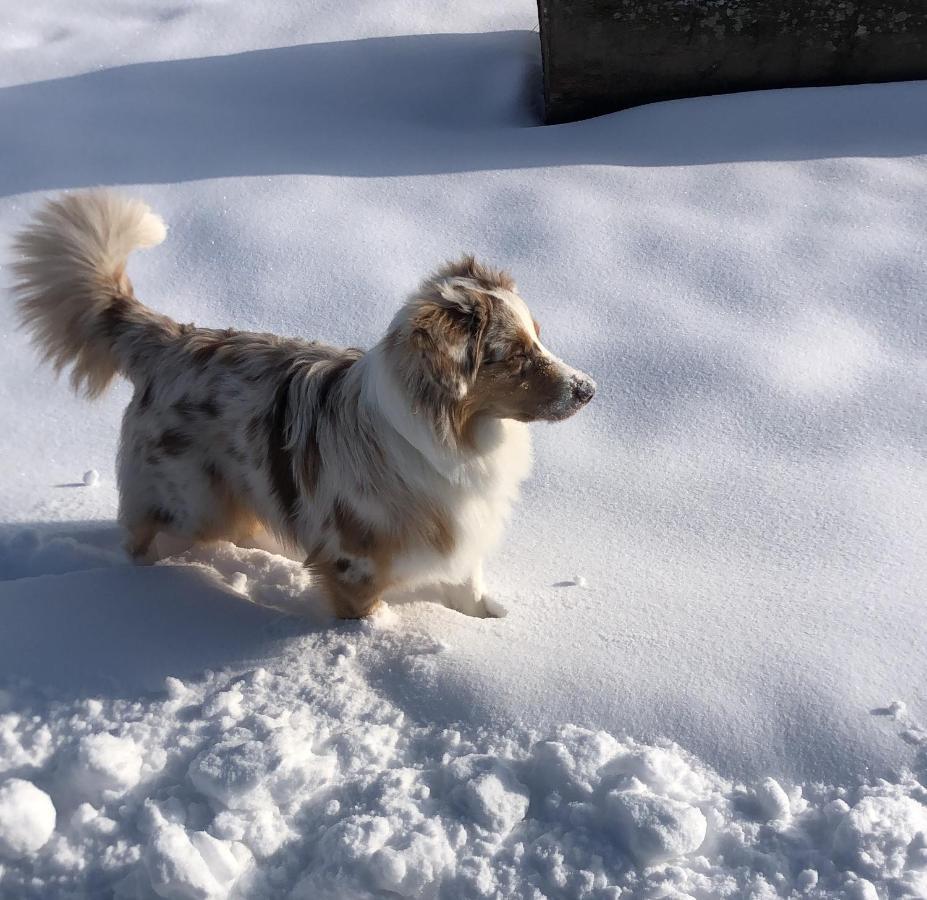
[386,256,595,443]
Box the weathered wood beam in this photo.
[537,0,927,123]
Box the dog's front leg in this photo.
[440,565,504,618]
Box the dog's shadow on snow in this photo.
[0,521,332,698]
[2,31,927,197]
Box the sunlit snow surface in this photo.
[1,1,926,896]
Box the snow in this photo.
[603,789,707,865]
[746,777,792,824]
[144,812,253,900]
[0,779,56,859]
[70,732,143,803]
[449,760,530,834]
[2,0,927,895]
[833,790,927,880]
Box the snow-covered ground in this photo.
[2,1,927,897]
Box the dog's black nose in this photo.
[572,377,596,404]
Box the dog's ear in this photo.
[408,285,490,398]
[437,254,517,293]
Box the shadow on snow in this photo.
[0,520,323,697]
[2,31,927,196]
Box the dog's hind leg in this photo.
[117,454,181,563]
[122,515,165,564]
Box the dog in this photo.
[12,191,595,618]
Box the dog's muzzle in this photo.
[570,374,596,407]
[542,366,596,421]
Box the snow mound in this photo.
[751,776,793,823]
[604,788,707,865]
[144,806,252,900]
[0,778,56,859]
[1,604,925,897]
[161,542,331,620]
[449,758,530,834]
[833,787,927,880]
[70,732,143,802]
[0,528,123,581]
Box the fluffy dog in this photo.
[12,191,595,618]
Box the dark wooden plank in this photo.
[538,0,927,123]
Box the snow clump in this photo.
[0,778,56,859]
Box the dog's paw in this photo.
[434,581,507,619]
[480,595,508,619]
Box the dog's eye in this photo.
[511,350,532,372]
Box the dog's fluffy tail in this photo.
[12,190,172,397]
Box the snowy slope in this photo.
[2,0,927,897]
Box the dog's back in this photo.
[12,191,363,563]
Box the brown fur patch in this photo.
[408,288,491,397]
[437,254,516,292]
[194,491,260,545]
[189,330,237,366]
[303,536,386,619]
[99,296,131,341]
[332,498,377,556]
[332,493,454,560]
[418,501,455,555]
[454,333,565,443]
[113,263,133,298]
[310,558,384,618]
